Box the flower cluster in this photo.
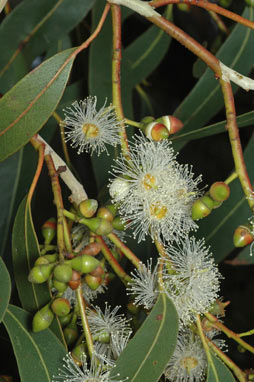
[109,134,202,243]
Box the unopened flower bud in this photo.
[68,270,81,290]
[140,116,155,125]
[80,242,102,256]
[70,254,100,274]
[209,182,230,202]
[155,115,184,135]
[54,264,73,283]
[112,215,125,231]
[84,274,103,290]
[51,298,71,317]
[233,225,253,247]
[109,178,130,202]
[52,279,68,293]
[79,199,98,218]
[192,195,214,220]
[71,343,86,366]
[41,218,56,244]
[143,121,169,141]
[97,206,114,222]
[85,217,113,235]
[32,303,54,332]
[59,312,72,327]
[28,264,54,284]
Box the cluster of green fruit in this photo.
[192,181,230,221]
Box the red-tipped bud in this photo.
[155,115,184,135]
[85,217,113,235]
[80,242,102,256]
[112,215,125,231]
[79,199,98,218]
[97,206,114,222]
[68,270,81,290]
[71,343,86,366]
[84,274,103,290]
[233,225,253,247]
[192,195,214,221]
[32,303,54,332]
[51,298,71,317]
[70,254,100,274]
[28,264,54,284]
[209,182,230,202]
[41,218,56,244]
[54,264,73,283]
[143,122,169,141]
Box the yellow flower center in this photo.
[82,123,99,138]
[142,173,157,190]
[150,202,167,219]
[180,356,198,374]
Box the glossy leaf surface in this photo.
[0,257,11,323]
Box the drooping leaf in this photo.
[12,196,50,312]
[0,0,95,91]
[173,6,254,152]
[0,47,76,162]
[206,352,235,382]
[196,135,254,263]
[110,294,178,382]
[0,257,11,323]
[3,304,66,382]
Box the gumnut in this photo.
[69,254,100,274]
[233,225,254,247]
[71,343,86,366]
[41,217,56,244]
[80,242,102,256]
[142,121,170,141]
[53,264,73,283]
[32,303,54,332]
[84,217,113,235]
[84,274,103,290]
[79,199,98,218]
[112,215,125,231]
[51,298,71,317]
[52,279,68,293]
[96,206,114,222]
[192,195,214,220]
[155,115,184,135]
[209,182,230,202]
[68,270,81,290]
[28,264,54,284]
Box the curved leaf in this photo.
[3,305,66,382]
[12,196,50,312]
[0,0,95,91]
[206,353,235,382]
[0,257,11,323]
[173,6,254,152]
[0,47,75,162]
[110,294,178,382]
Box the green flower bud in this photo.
[84,274,102,290]
[32,303,54,332]
[209,182,230,202]
[105,204,117,217]
[41,218,56,244]
[140,116,155,125]
[71,343,86,366]
[52,279,68,293]
[34,256,50,266]
[51,298,71,317]
[96,207,114,222]
[28,264,54,284]
[79,199,98,218]
[212,200,222,209]
[112,215,125,231]
[192,195,214,221]
[63,313,79,346]
[233,225,253,247]
[59,312,72,327]
[54,264,73,283]
[142,122,169,141]
[44,253,58,263]
[85,217,113,235]
[97,330,110,343]
[70,254,100,274]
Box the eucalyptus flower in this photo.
[62,96,121,155]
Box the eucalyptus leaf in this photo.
[111,294,178,382]
[0,257,11,323]
[206,352,235,382]
[0,47,76,162]
[3,304,66,382]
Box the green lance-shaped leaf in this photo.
[0,0,95,91]
[0,47,76,162]
[12,195,51,312]
[173,6,254,152]
[110,294,178,382]
[3,304,66,382]
[196,135,254,263]
[206,352,235,382]
[0,257,11,323]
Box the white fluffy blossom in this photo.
[162,236,221,325]
[109,135,202,243]
[61,96,121,155]
[127,259,159,310]
[52,352,121,382]
[63,280,107,306]
[164,330,207,382]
